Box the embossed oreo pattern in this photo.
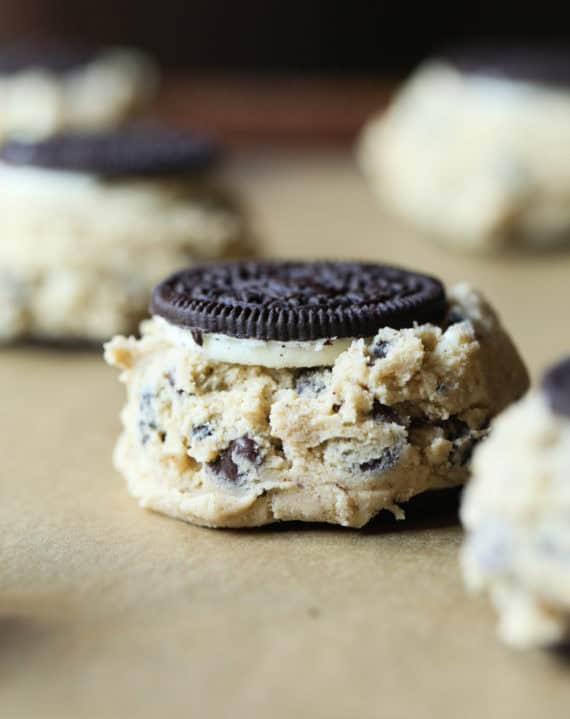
[150,260,446,341]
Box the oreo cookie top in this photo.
[150,261,447,341]
[542,357,570,418]
[0,42,98,75]
[0,127,218,176]
[441,44,570,89]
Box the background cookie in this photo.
[0,42,159,140]
[461,356,570,648]
[358,45,570,252]
[0,127,251,344]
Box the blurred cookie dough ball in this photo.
[461,357,570,648]
[0,43,159,141]
[0,127,252,344]
[358,45,570,252]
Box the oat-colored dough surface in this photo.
[0,169,248,341]
[461,390,570,648]
[106,284,527,528]
[358,62,570,252]
[2,149,570,719]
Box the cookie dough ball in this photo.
[0,129,251,343]
[358,45,570,252]
[105,261,528,529]
[0,43,158,141]
[461,357,570,648]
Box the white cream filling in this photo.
[155,316,361,368]
[0,163,98,196]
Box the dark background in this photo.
[0,0,569,72]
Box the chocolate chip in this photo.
[448,426,489,467]
[138,390,158,446]
[458,443,475,466]
[409,415,429,429]
[440,416,470,441]
[208,436,260,484]
[233,436,259,463]
[359,445,401,473]
[166,370,176,387]
[191,423,213,440]
[371,400,402,425]
[371,340,390,359]
[295,368,329,396]
[191,328,203,346]
[332,403,341,413]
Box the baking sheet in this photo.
[2,149,570,718]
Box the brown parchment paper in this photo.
[2,149,570,719]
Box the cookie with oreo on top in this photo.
[461,356,570,649]
[0,42,158,141]
[104,259,529,529]
[358,44,570,252]
[0,127,251,343]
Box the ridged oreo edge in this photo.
[0,127,219,176]
[542,357,570,418]
[150,261,447,342]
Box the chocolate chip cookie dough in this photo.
[0,43,158,141]
[0,128,250,343]
[461,357,570,648]
[105,261,528,529]
[358,45,570,252]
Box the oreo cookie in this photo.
[442,44,570,89]
[542,357,570,418]
[0,42,98,75]
[150,261,446,341]
[0,127,218,177]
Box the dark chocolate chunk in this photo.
[371,340,390,359]
[542,356,570,418]
[359,445,401,473]
[371,400,403,425]
[440,416,470,441]
[0,127,218,177]
[457,442,475,467]
[138,390,158,446]
[191,328,204,346]
[208,436,260,483]
[191,423,213,440]
[151,261,447,342]
[295,368,329,396]
[442,44,570,89]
